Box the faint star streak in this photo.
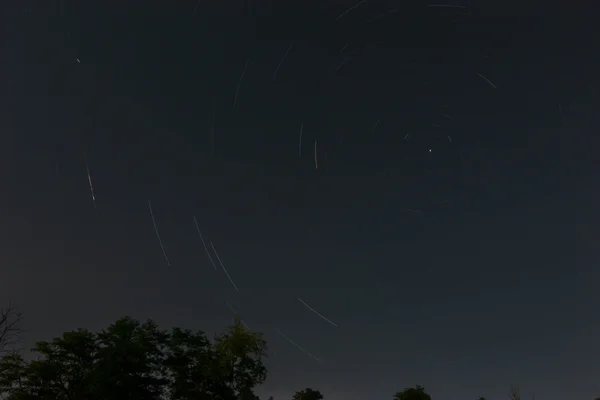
[210,241,240,292]
[297,298,339,328]
[192,217,217,270]
[276,328,323,363]
[148,200,170,267]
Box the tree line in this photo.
[0,303,520,399]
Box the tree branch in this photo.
[0,303,23,355]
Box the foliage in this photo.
[213,316,267,397]
[0,316,266,400]
[292,388,324,400]
[0,308,512,400]
[509,385,520,400]
[393,385,431,400]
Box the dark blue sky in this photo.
[1,1,599,399]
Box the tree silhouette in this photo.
[393,385,431,400]
[509,385,520,400]
[0,312,508,400]
[94,317,170,399]
[0,315,267,400]
[0,303,23,355]
[165,316,266,400]
[0,327,100,399]
[213,316,267,396]
[293,388,324,400]
[0,318,169,400]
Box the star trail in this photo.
[1,1,598,400]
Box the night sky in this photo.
[1,1,599,399]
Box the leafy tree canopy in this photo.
[292,388,324,400]
[0,316,266,400]
[393,385,432,400]
[0,310,497,400]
